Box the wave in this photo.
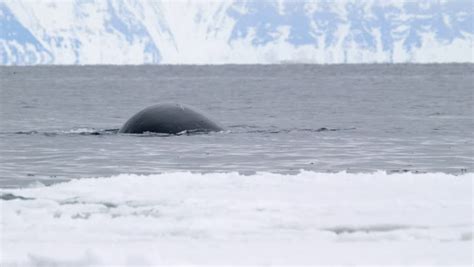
[227,125,357,134]
[8,128,222,137]
[2,126,355,137]
[6,128,119,136]
[1,171,472,265]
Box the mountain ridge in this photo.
[1,0,473,65]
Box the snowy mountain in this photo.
[1,0,473,65]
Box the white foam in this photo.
[1,171,472,265]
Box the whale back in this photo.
[119,103,223,134]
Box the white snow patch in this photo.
[1,171,472,265]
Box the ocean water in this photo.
[0,64,472,187]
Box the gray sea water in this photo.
[0,64,473,188]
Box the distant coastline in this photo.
[2,1,472,65]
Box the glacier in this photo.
[0,0,473,65]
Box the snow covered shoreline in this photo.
[1,171,472,265]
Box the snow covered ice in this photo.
[1,171,472,265]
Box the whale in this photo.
[119,103,223,134]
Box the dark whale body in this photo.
[119,103,223,134]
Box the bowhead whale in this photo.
[119,103,223,134]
